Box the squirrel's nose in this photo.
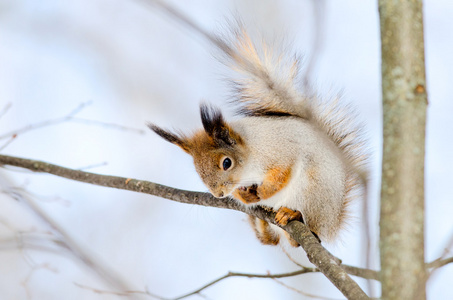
[211,190,224,198]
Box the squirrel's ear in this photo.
[200,103,242,146]
[147,123,191,153]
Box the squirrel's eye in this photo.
[222,157,232,171]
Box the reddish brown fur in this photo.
[248,215,280,245]
[232,186,260,204]
[232,166,292,204]
[186,130,217,154]
[249,207,302,247]
[257,166,292,199]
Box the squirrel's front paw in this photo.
[233,184,261,204]
[275,207,303,226]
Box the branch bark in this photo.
[0,154,369,299]
[378,0,428,299]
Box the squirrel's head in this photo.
[148,103,247,198]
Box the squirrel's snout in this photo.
[212,191,224,198]
[210,188,227,198]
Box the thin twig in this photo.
[70,117,145,134]
[74,283,167,299]
[21,263,58,300]
[0,102,12,119]
[434,228,453,263]
[362,182,375,295]
[340,265,379,281]
[427,231,453,276]
[74,269,319,300]
[281,246,306,269]
[173,269,319,300]
[427,256,453,272]
[0,134,17,151]
[281,245,379,281]
[0,101,91,140]
[0,234,66,256]
[0,101,144,141]
[271,276,344,300]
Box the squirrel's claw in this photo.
[275,207,321,243]
[275,207,303,226]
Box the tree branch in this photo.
[427,257,453,273]
[171,269,318,300]
[0,154,370,299]
[169,264,379,300]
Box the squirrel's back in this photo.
[232,116,349,241]
[222,25,368,242]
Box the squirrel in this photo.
[148,26,367,246]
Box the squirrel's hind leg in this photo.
[248,209,319,247]
[248,215,280,245]
[275,207,321,245]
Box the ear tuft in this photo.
[199,103,240,146]
[147,123,190,153]
[200,103,224,137]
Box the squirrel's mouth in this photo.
[237,184,259,194]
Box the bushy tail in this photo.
[221,26,368,217]
[219,27,313,119]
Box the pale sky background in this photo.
[0,0,452,299]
